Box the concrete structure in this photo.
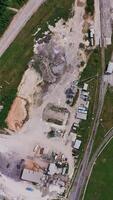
[73,139,82,150]
[78,106,87,112]
[78,110,87,114]
[74,119,80,127]
[89,27,95,46]
[106,61,113,74]
[21,169,43,184]
[84,101,90,109]
[81,91,89,97]
[81,91,89,101]
[76,112,87,120]
[48,163,62,175]
[83,83,88,91]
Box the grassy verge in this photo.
[78,79,98,157]
[0,10,15,37]
[83,38,113,200]
[85,0,94,16]
[84,138,113,200]
[79,48,101,82]
[0,0,29,37]
[77,48,101,158]
[0,0,74,128]
[90,40,113,154]
[67,48,101,198]
[91,86,113,153]
[8,0,28,8]
[0,0,15,37]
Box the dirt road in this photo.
[0,0,45,57]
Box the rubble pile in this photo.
[33,39,66,83]
[6,68,44,132]
[18,67,43,107]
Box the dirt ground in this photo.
[6,97,28,132]
[94,0,101,46]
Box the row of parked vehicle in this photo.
[65,80,78,106]
[69,122,82,159]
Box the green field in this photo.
[77,48,101,156]
[0,0,74,127]
[84,139,113,200]
[0,0,29,36]
[90,39,113,154]
[92,87,113,153]
[79,48,101,82]
[0,0,15,36]
[8,0,28,8]
[0,1,28,36]
[83,39,113,200]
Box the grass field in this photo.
[79,48,101,82]
[8,0,28,8]
[0,0,15,37]
[0,10,15,37]
[0,0,74,128]
[90,39,113,154]
[92,86,113,153]
[84,138,113,200]
[83,39,113,200]
[0,0,29,36]
[0,0,29,37]
[77,48,101,156]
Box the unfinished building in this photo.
[43,103,70,126]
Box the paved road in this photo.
[0,0,45,57]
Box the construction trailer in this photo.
[83,83,88,91]
[73,139,82,150]
[106,61,113,74]
[88,27,95,46]
[78,106,87,112]
[84,101,90,109]
[76,112,87,120]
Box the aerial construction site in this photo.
[0,0,113,200]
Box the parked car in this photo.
[71,123,77,132]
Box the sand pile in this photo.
[6,67,43,132]
[6,97,28,132]
[18,67,43,106]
